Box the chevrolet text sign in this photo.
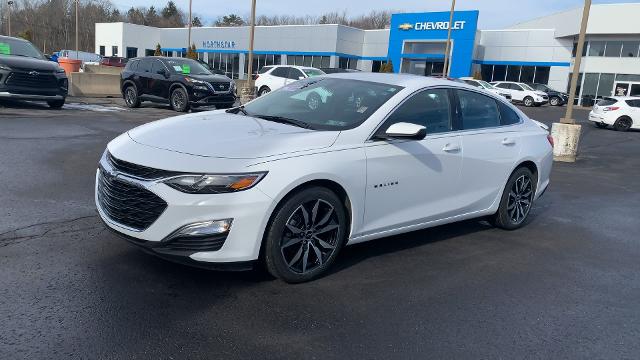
[399,21,466,31]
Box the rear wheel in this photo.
[258,86,271,97]
[123,85,140,108]
[613,116,632,132]
[264,187,348,283]
[47,99,65,109]
[523,96,534,107]
[491,167,536,230]
[170,87,190,112]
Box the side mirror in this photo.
[385,122,427,140]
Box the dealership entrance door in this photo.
[401,59,445,76]
[613,81,640,97]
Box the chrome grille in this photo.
[97,171,167,231]
[209,82,231,92]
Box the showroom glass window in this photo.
[382,89,452,134]
[621,41,640,57]
[533,67,550,84]
[506,65,521,82]
[492,65,507,82]
[604,41,622,57]
[99,46,105,56]
[112,46,118,56]
[520,66,535,83]
[588,41,606,56]
[457,90,501,130]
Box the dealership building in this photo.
[95,3,640,105]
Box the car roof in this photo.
[268,65,319,70]
[0,35,28,42]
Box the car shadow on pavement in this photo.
[0,98,52,110]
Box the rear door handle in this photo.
[501,138,516,146]
[442,143,461,152]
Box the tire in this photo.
[123,85,140,108]
[490,167,536,230]
[47,99,65,109]
[549,96,561,106]
[170,87,190,112]
[523,96,534,107]
[595,122,608,129]
[264,187,348,283]
[258,86,271,97]
[306,92,322,110]
[613,116,632,132]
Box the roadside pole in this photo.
[188,0,192,51]
[551,0,591,162]
[241,0,257,104]
[442,0,456,77]
[75,0,79,59]
[7,1,13,36]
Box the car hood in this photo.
[187,73,232,82]
[127,112,339,159]
[0,55,61,71]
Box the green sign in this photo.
[0,43,10,55]
[181,64,191,75]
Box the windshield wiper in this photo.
[253,115,313,129]
[225,105,248,115]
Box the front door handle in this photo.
[442,143,461,152]
[501,138,516,146]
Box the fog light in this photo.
[166,219,232,241]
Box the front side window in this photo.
[380,89,452,135]
[138,59,153,73]
[510,83,524,91]
[457,90,501,130]
[302,68,325,77]
[242,78,402,131]
[495,83,510,89]
[271,67,289,78]
[288,68,304,80]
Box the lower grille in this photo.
[6,72,58,88]
[209,82,231,92]
[97,171,167,231]
[162,234,227,252]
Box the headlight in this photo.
[185,77,206,85]
[55,67,66,74]
[164,172,267,194]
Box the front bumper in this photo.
[0,69,68,100]
[95,166,274,265]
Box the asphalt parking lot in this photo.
[1,98,639,359]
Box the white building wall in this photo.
[362,29,390,58]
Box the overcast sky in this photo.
[110,0,638,29]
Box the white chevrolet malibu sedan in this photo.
[96,73,553,283]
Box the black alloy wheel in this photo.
[264,187,347,283]
[491,167,536,230]
[549,96,560,106]
[613,117,632,132]
[170,87,190,112]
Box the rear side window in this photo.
[509,83,523,91]
[288,68,305,80]
[138,59,152,73]
[271,67,289,78]
[259,66,273,74]
[597,98,617,106]
[495,83,509,89]
[457,90,501,130]
[125,60,139,71]
[497,101,520,125]
[625,99,640,108]
[382,89,452,134]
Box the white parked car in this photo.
[589,96,640,131]
[254,65,325,97]
[96,73,553,283]
[492,81,549,107]
[460,77,512,101]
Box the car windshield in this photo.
[242,78,403,131]
[520,83,535,91]
[0,37,45,60]
[302,68,325,77]
[477,80,494,89]
[164,58,211,75]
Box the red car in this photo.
[100,56,128,67]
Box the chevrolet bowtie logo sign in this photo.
[398,23,413,31]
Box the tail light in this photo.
[253,74,259,80]
[547,134,554,148]
[603,106,619,112]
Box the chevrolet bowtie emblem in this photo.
[398,23,413,31]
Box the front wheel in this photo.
[490,167,536,230]
[264,187,348,283]
[47,99,65,109]
[523,96,534,107]
[170,87,190,112]
[123,85,140,108]
[549,96,561,106]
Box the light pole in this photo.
[241,0,257,103]
[187,0,192,51]
[442,0,456,77]
[75,0,79,59]
[551,0,591,162]
[7,1,14,36]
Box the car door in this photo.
[455,89,522,214]
[267,66,288,91]
[362,88,464,235]
[136,59,153,96]
[149,59,170,99]
[495,83,512,97]
[509,83,526,101]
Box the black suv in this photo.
[121,57,236,112]
[526,83,569,106]
[0,35,68,108]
